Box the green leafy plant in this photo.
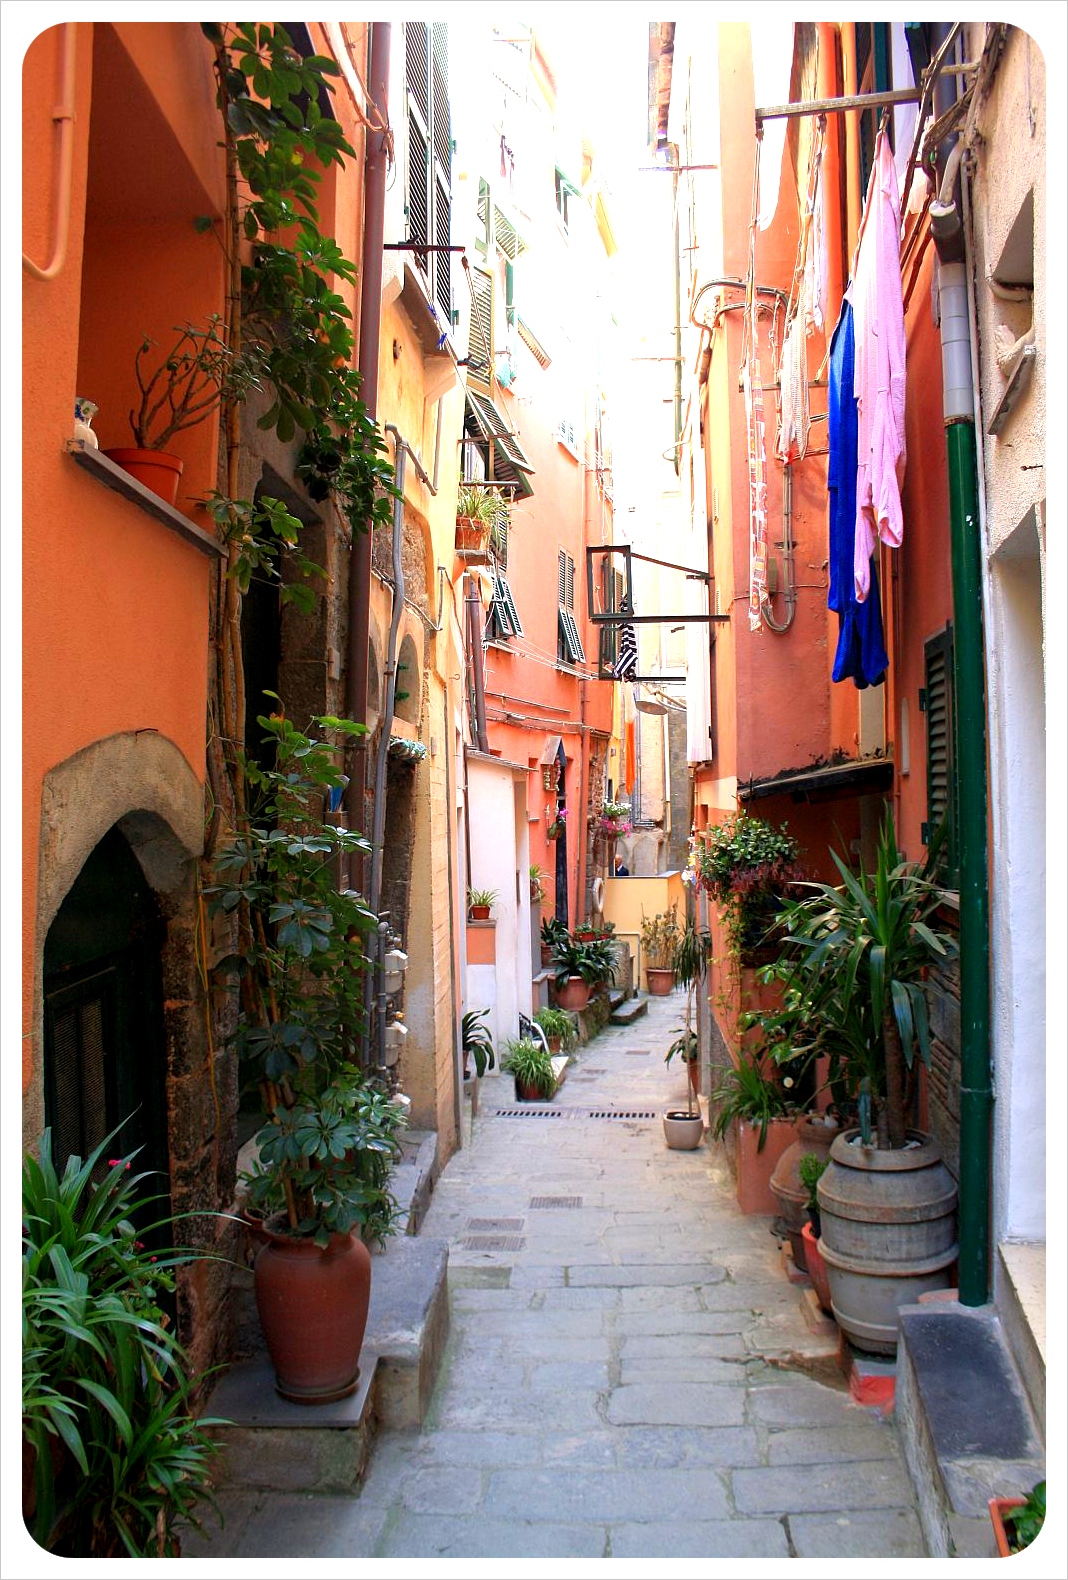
[534,1006,577,1051]
[207,705,405,1245]
[22,1130,223,1557]
[768,813,957,1149]
[797,1150,829,1235]
[541,915,569,950]
[461,1009,496,1078]
[467,887,498,911]
[711,1055,796,1152]
[550,937,606,990]
[1002,1481,1045,1552]
[529,864,547,903]
[696,813,800,957]
[502,1037,557,1098]
[456,483,507,529]
[641,904,682,970]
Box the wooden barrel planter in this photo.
[817,1129,958,1356]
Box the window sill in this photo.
[67,441,226,560]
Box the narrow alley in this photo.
[187,990,922,1562]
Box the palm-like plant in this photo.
[771,814,957,1149]
[461,1009,496,1077]
[664,922,714,1117]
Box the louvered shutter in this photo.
[405,24,431,277]
[922,623,958,880]
[468,268,493,378]
[431,24,451,317]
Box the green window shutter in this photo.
[558,608,585,665]
[489,572,523,640]
[923,622,959,882]
[468,268,494,379]
[430,23,451,318]
[475,179,490,256]
[406,24,451,318]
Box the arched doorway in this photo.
[42,824,170,1202]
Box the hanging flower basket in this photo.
[599,816,631,838]
[547,820,566,841]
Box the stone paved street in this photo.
[188,990,927,1560]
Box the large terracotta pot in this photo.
[554,976,590,1012]
[254,1223,372,1403]
[646,967,675,996]
[734,1116,799,1216]
[769,1113,839,1271]
[818,1128,958,1356]
[103,446,183,506]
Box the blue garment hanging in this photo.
[827,296,888,689]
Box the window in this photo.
[557,550,585,664]
[554,168,572,229]
[467,266,494,381]
[464,389,535,496]
[598,566,626,676]
[921,622,958,882]
[405,22,451,319]
[487,569,523,641]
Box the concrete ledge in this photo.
[367,1233,451,1430]
[997,1240,1045,1441]
[895,1302,1044,1558]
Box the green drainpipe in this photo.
[938,257,993,1307]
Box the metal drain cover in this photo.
[587,1109,658,1120]
[493,1108,567,1118]
[529,1196,583,1209]
[465,1217,525,1232]
[462,1235,526,1252]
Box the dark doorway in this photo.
[553,740,568,927]
[42,825,170,1213]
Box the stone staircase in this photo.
[895,1244,1045,1559]
[202,1130,449,1494]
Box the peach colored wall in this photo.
[22,23,223,1086]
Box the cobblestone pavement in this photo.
[191,990,927,1560]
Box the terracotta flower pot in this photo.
[988,1497,1026,1557]
[646,967,675,996]
[801,1221,833,1313]
[469,904,491,921]
[103,446,184,506]
[554,976,590,1012]
[253,1222,372,1404]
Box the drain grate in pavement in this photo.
[529,1195,583,1209]
[492,1107,657,1122]
[464,1217,525,1232]
[624,1049,652,1056]
[493,1108,567,1118]
[461,1234,526,1252]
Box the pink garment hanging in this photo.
[852,129,906,603]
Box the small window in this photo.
[488,571,523,640]
[554,169,570,228]
[557,550,585,664]
[921,622,958,883]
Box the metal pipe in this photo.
[931,96,994,1301]
[23,23,77,281]
[346,22,390,867]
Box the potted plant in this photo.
[547,804,568,840]
[695,812,801,963]
[22,1129,222,1556]
[663,1026,704,1150]
[641,904,681,994]
[768,1111,839,1274]
[533,1006,576,1055]
[467,886,497,921]
[502,1037,558,1101]
[456,483,505,555]
[598,798,632,838]
[461,1008,495,1078]
[774,813,961,1354]
[549,937,601,1012]
[710,1054,798,1214]
[540,914,568,967]
[103,317,243,505]
[582,935,618,990]
[529,864,547,905]
[798,1153,833,1311]
[989,1481,1045,1556]
[208,707,406,1403]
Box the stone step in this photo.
[610,993,649,1026]
[390,1128,438,1235]
[203,1232,450,1492]
[997,1240,1045,1442]
[895,1301,1045,1559]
